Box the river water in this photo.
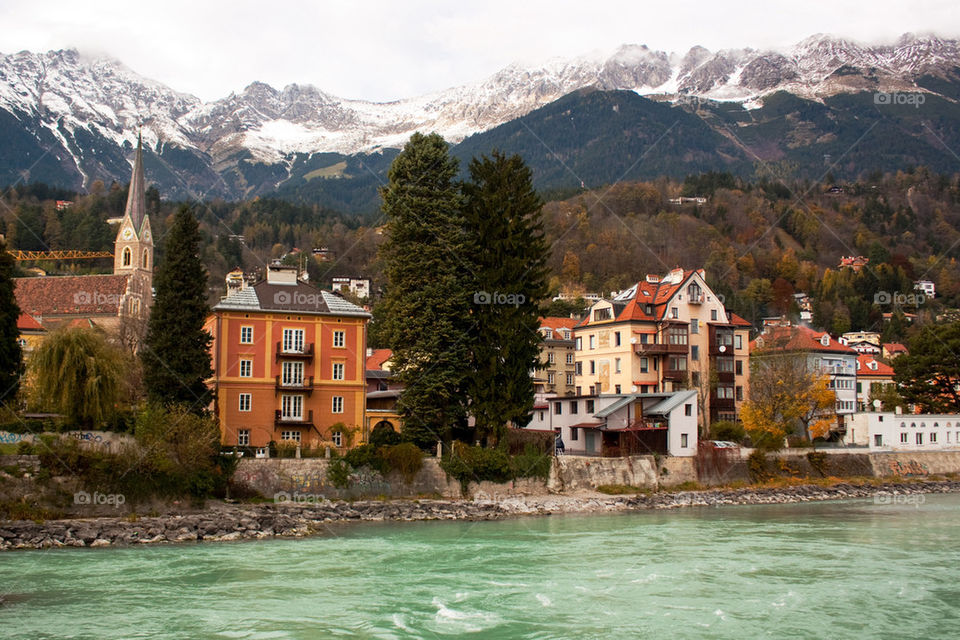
[2,494,959,639]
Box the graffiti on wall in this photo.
[885,459,929,477]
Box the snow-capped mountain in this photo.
[1,32,958,199]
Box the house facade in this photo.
[573,268,751,426]
[535,317,577,397]
[209,263,370,451]
[864,412,960,451]
[855,354,896,411]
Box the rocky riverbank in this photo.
[2,480,958,551]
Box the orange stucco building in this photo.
[208,263,370,451]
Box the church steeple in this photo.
[114,134,153,277]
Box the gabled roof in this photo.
[14,274,130,317]
[752,325,857,355]
[856,354,895,377]
[728,312,752,328]
[366,348,393,370]
[883,342,908,354]
[645,389,698,416]
[16,314,44,332]
[540,317,578,333]
[214,280,370,317]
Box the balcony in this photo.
[710,397,736,412]
[634,342,688,355]
[822,364,855,376]
[276,342,314,362]
[688,293,704,304]
[274,409,314,427]
[662,368,688,382]
[275,376,314,396]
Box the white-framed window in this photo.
[931,432,938,444]
[690,319,699,334]
[332,362,345,380]
[735,335,742,350]
[282,361,304,386]
[282,328,305,353]
[671,307,678,319]
[575,362,582,375]
[239,359,252,377]
[548,352,555,364]
[615,357,621,373]
[547,372,555,384]
[281,394,303,419]
[280,430,301,443]
[238,393,251,412]
[901,433,908,443]
[589,335,596,349]
[332,396,344,413]
[566,353,574,364]
[332,431,342,447]
[238,429,250,446]
[681,433,689,447]
[333,330,345,348]
[566,373,574,385]
[240,326,253,344]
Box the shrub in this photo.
[369,423,402,448]
[380,442,423,483]
[327,458,351,489]
[748,449,769,483]
[711,420,746,443]
[509,444,552,480]
[344,444,385,473]
[807,451,828,476]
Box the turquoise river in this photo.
[2,494,959,639]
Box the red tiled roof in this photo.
[16,314,44,332]
[728,312,752,328]
[752,325,857,355]
[857,354,895,377]
[366,348,393,370]
[540,317,578,332]
[883,342,908,353]
[14,275,129,317]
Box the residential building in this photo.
[862,412,960,451]
[331,277,372,300]
[914,280,936,298]
[838,255,869,271]
[13,137,153,348]
[525,390,698,456]
[573,268,751,425]
[535,317,577,397]
[882,343,909,360]
[364,348,402,439]
[209,263,371,451]
[840,331,881,355]
[752,325,858,432]
[16,314,46,356]
[855,354,896,411]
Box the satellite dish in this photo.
[719,345,726,352]
[630,337,637,344]
[873,399,882,409]
[631,386,638,393]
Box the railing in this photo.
[662,368,687,381]
[275,342,314,362]
[274,409,314,427]
[275,376,314,396]
[821,364,855,376]
[634,342,687,355]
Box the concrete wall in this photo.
[548,455,659,492]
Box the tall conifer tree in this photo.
[142,206,212,411]
[378,133,474,448]
[463,151,550,444]
[0,238,23,404]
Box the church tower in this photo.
[114,134,153,286]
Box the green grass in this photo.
[304,161,348,181]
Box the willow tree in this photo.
[30,327,124,428]
[0,237,22,405]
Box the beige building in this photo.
[573,268,751,426]
[535,317,578,397]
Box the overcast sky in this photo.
[1,0,957,102]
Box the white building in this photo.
[914,280,936,298]
[526,390,698,457]
[862,412,960,451]
[331,277,372,300]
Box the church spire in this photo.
[123,133,147,235]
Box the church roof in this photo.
[124,135,148,236]
[14,274,130,318]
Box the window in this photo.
[667,326,688,346]
[282,361,304,386]
[735,360,743,376]
[240,326,253,344]
[548,352,555,364]
[570,401,578,414]
[332,396,344,413]
[711,309,718,321]
[571,428,579,441]
[691,345,699,360]
[671,307,679,319]
[901,433,908,443]
[716,386,734,399]
[690,319,699,334]
[590,361,596,375]
[615,358,621,373]
[282,395,303,419]
[640,357,648,373]
[238,429,250,446]
[122,246,131,267]
[547,373,555,384]
[566,353,574,364]
[640,333,649,344]
[874,434,883,447]
[930,432,937,444]
[239,393,251,412]
[554,402,562,415]
[282,328,305,353]
[717,357,734,373]
[332,431,342,447]
[332,362,345,380]
[916,433,923,445]
[691,371,700,386]
[576,337,582,350]
[142,249,149,269]
[563,330,571,340]
[684,404,692,417]
[735,335,742,350]
[681,433,689,447]
[668,355,687,371]
[615,332,621,346]
[856,382,863,393]
[575,362,583,375]
[280,430,301,443]
[589,335,596,350]
[687,283,702,302]
[735,386,743,401]
[594,307,612,321]
[566,373,574,385]
[586,400,595,413]
[333,330,345,348]
[239,359,252,377]
[615,384,621,394]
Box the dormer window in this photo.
[821,335,830,346]
[593,307,612,321]
[543,329,553,339]
[562,330,571,340]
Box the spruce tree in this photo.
[463,151,550,444]
[141,206,212,411]
[0,238,23,404]
[378,133,473,448]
